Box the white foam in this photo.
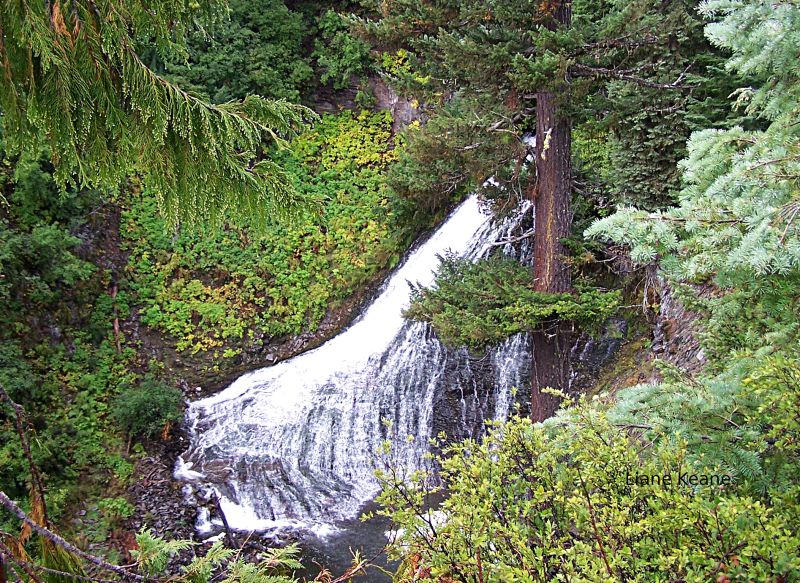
[217,496,341,537]
[174,459,205,481]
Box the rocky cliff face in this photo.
[648,273,708,377]
[581,265,710,398]
[308,75,421,136]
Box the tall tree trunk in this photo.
[530,323,571,421]
[529,0,573,422]
[533,92,572,294]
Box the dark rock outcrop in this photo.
[649,275,708,376]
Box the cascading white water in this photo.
[176,195,533,536]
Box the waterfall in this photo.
[176,195,533,536]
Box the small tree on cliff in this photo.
[360,0,704,419]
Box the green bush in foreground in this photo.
[376,357,800,581]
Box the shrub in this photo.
[110,376,183,439]
[313,10,372,89]
[404,255,621,350]
[376,401,800,581]
[98,496,135,528]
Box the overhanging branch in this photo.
[570,62,695,90]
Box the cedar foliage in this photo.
[0,0,315,227]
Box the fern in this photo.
[181,540,236,583]
[132,528,194,577]
[220,545,304,583]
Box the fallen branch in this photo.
[570,62,695,90]
[488,229,536,247]
[0,540,45,583]
[0,492,147,582]
[212,492,238,549]
[0,541,119,583]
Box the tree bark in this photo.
[529,0,573,422]
[530,324,571,421]
[533,92,572,295]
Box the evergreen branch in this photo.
[0,543,119,583]
[637,214,744,225]
[776,200,800,243]
[744,155,800,173]
[0,0,316,228]
[578,33,660,54]
[570,62,695,90]
[0,539,45,583]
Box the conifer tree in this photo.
[0,0,315,227]
[587,0,800,357]
[361,0,700,420]
[586,1,800,495]
[159,0,314,103]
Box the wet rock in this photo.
[202,459,234,483]
[49,325,62,343]
[370,77,421,134]
[569,317,628,395]
[127,426,197,561]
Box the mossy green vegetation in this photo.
[123,110,411,355]
[0,147,147,533]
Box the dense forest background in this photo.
[0,0,798,581]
